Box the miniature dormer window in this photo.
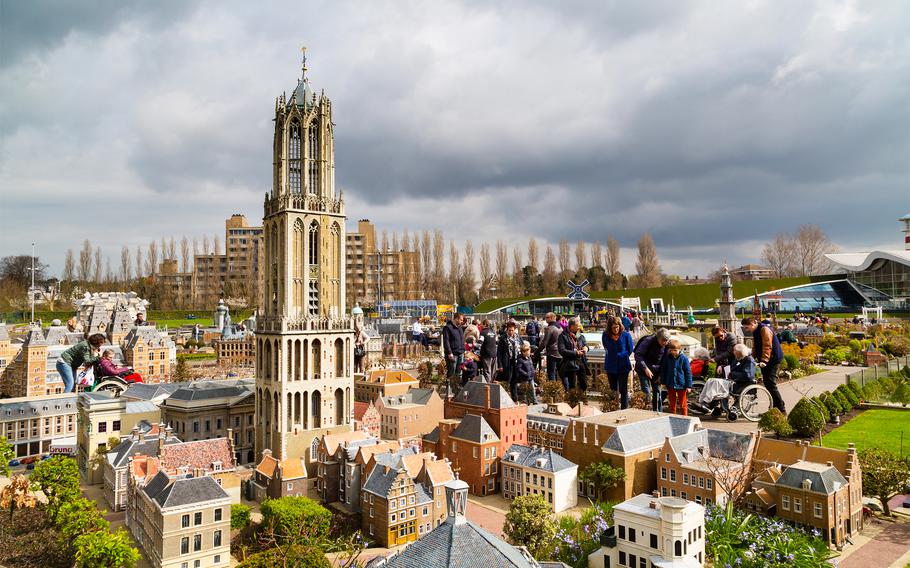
[801,479,812,491]
[213,461,223,472]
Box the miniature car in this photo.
[8,459,20,467]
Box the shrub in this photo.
[846,381,864,400]
[231,503,252,530]
[820,392,843,417]
[788,398,825,438]
[758,408,793,437]
[832,388,851,411]
[848,339,863,352]
[836,385,860,409]
[824,349,846,365]
[863,380,882,401]
[810,397,830,423]
[882,337,910,357]
[783,354,800,371]
[629,391,650,410]
[892,383,910,407]
[260,497,331,544]
[819,334,842,351]
[504,494,557,559]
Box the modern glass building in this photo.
[733,279,892,313]
[824,250,910,308]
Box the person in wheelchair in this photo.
[96,350,143,384]
[701,344,756,419]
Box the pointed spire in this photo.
[301,46,308,80]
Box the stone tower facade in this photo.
[718,263,741,339]
[255,52,354,473]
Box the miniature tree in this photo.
[30,455,81,521]
[758,409,792,437]
[172,358,191,382]
[73,528,140,568]
[0,435,14,477]
[858,447,910,516]
[579,462,626,503]
[231,503,252,530]
[0,474,36,519]
[57,497,110,550]
[260,496,331,545]
[504,494,557,560]
[787,398,825,438]
[891,382,910,407]
[541,378,565,404]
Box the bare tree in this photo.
[527,238,539,272]
[202,235,210,256]
[166,237,177,261]
[574,241,587,273]
[62,249,75,282]
[192,237,199,259]
[180,236,190,273]
[512,247,524,296]
[462,240,476,304]
[558,239,570,278]
[104,257,113,283]
[542,245,558,295]
[432,230,445,300]
[146,240,159,276]
[93,247,103,283]
[135,245,143,279]
[120,246,131,283]
[495,240,509,296]
[380,230,389,252]
[78,240,92,281]
[420,231,431,291]
[794,224,833,276]
[590,241,603,289]
[391,232,399,252]
[478,243,492,299]
[761,233,796,277]
[699,438,758,508]
[213,235,221,256]
[635,233,661,288]
[448,241,461,304]
[606,236,621,289]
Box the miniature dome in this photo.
[351,302,364,316]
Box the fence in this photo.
[846,355,910,390]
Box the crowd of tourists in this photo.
[438,311,788,417]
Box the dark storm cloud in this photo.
[0,0,908,277]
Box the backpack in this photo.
[526,321,540,337]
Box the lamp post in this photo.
[30,242,36,324]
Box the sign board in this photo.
[566,280,590,300]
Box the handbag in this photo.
[354,345,365,358]
[77,367,95,387]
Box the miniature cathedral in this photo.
[255,50,354,472]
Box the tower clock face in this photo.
[310,266,320,278]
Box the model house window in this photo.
[814,502,823,518]
[706,479,713,490]
[629,529,636,543]
[665,453,670,462]
[782,495,790,510]
[423,506,428,516]
[214,508,222,522]
[695,495,702,504]
[618,525,625,539]
[794,498,802,513]
[661,487,668,496]
[194,561,200,568]
[619,551,626,566]
[194,512,202,525]
[629,554,636,568]
[683,473,689,485]
[98,422,107,433]
[650,533,658,549]
[112,420,121,431]
[214,530,222,547]
[699,477,705,488]
[681,491,687,500]
[671,489,677,497]
[661,467,667,480]
[182,514,190,528]
[669,470,676,482]
[180,537,189,555]
[214,555,221,565]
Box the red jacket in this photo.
[99,358,130,376]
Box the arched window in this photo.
[308,121,319,194]
[675,540,682,556]
[302,392,308,429]
[310,437,320,462]
[308,221,320,316]
[312,391,322,427]
[312,340,321,377]
[334,338,344,377]
[334,388,344,425]
[289,120,301,193]
[287,392,293,432]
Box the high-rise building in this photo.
[345,219,421,308]
[191,214,264,308]
[254,51,354,479]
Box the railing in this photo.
[256,315,353,333]
[263,193,344,216]
[846,355,910,392]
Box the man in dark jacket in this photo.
[557,317,588,392]
[539,312,562,382]
[442,313,466,389]
[478,320,498,382]
[710,326,739,371]
[633,328,670,411]
[742,317,786,413]
[497,321,522,387]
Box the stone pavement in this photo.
[839,514,910,568]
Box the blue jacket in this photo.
[660,353,693,390]
[515,356,536,383]
[620,315,632,331]
[602,331,634,374]
[729,356,756,384]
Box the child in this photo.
[461,351,479,384]
[689,347,710,379]
[660,339,693,416]
[512,344,539,404]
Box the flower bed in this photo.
[705,504,834,568]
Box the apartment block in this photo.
[501,444,578,513]
[252,449,308,500]
[423,414,501,496]
[192,214,264,309]
[0,393,78,458]
[345,219,421,309]
[375,387,444,441]
[355,369,419,403]
[444,380,528,456]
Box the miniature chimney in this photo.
[485,383,491,408]
[445,479,469,525]
[826,461,833,467]
[131,426,140,441]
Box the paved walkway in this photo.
[839,514,910,568]
[706,365,862,435]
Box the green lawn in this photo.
[821,408,910,457]
[153,318,214,329]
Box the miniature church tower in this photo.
[255,50,354,472]
[718,263,741,339]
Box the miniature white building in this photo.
[588,494,705,568]
[501,444,578,513]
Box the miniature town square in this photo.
[1,3,909,568]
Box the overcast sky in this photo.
[1,0,908,280]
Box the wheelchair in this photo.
[688,378,772,422]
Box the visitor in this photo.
[464,319,479,344]
[477,320,498,382]
[66,317,83,334]
[512,343,539,403]
[525,317,541,348]
[689,347,710,379]
[558,315,569,331]
[462,351,479,383]
[354,324,369,373]
[710,326,738,376]
[634,328,671,412]
[602,316,634,409]
[741,316,786,413]
[620,311,632,331]
[497,321,522,388]
[660,339,692,416]
[442,313,466,387]
[777,324,798,344]
[57,333,106,393]
[557,317,588,392]
[539,312,563,382]
[134,312,146,326]
[98,349,132,378]
[412,319,429,348]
